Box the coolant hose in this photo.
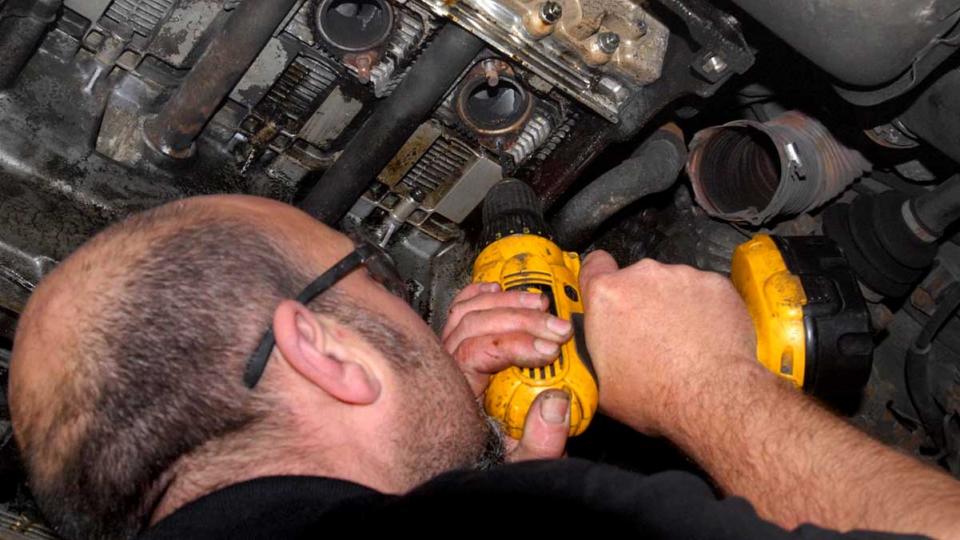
[552,124,687,248]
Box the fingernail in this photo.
[534,338,559,356]
[482,283,501,293]
[540,391,570,425]
[547,317,572,335]
[520,291,543,308]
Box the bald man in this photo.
[8,195,960,540]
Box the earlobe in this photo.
[273,300,381,405]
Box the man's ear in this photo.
[272,300,381,405]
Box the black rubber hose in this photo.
[0,0,62,88]
[552,125,687,248]
[913,174,960,238]
[299,23,484,225]
[143,0,300,158]
[906,283,960,448]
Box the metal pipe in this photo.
[142,0,300,159]
[687,111,870,225]
[912,174,960,238]
[727,0,960,88]
[552,124,686,248]
[298,23,484,225]
[0,0,61,88]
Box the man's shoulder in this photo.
[141,462,919,539]
[140,475,383,540]
[140,461,707,538]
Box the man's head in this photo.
[8,195,497,539]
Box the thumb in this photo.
[579,250,618,296]
[506,389,570,462]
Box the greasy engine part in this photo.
[371,120,504,225]
[446,57,561,170]
[313,0,398,83]
[552,123,686,248]
[455,60,534,137]
[282,0,433,95]
[607,0,753,139]
[0,0,62,88]
[315,0,395,54]
[899,66,960,165]
[299,23,485,225]
[731,234,873,404]
[728,0,960,105]
[823,175,960,298]
[0,0,748,327]
[473,179,597,438]
[687,111,871,226]
[905,282,960,451]
[418,0,669,122]
[142,0,302,160]
[419,0,753,129]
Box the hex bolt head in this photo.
[597,32,621,54]
[703,54,728,74]
[539,1,562,24]
[636,18,648,37]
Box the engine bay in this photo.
[1,0,960,534]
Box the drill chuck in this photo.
[481,179,552,246]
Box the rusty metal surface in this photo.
[142,0,301,158]
[378,121,443,186]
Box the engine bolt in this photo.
[636,18,647,37]
[482,58,501,87]
[539,1,562,24]
[702,54,728,74]
[597,31,620,54]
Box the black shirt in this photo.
[141,459,921,539]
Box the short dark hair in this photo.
[19,203,321,539]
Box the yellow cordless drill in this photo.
[472,179,598,439]
[730,234,873,401]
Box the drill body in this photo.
[472,180,598,438]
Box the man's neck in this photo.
[148,429,404,526]
[149,439,338,525]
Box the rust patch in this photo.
[377,122,442,187]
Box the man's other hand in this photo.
[442,282,573,396]
[441,282,573,460]
[578,251,757,436]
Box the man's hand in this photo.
[578,251,960,537]
[441,282,573,461]
[578,250,756,436]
